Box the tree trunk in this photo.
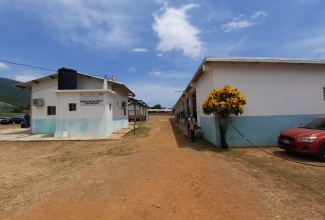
[219,123,228,149]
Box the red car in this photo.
[278,116,325,162]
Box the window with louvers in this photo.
[47,106,56,115]
[69,103,76,111]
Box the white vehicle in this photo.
[0,117,7,122]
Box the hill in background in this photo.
[0,77,30,111]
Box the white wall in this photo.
[78,75,104,90]
[56,92,110,119]
[128,103,143,115]
[31,79,58,119]
[29,74,131,136]
[196,69,215,126]
[176,60,325,146]
[59,92,120,136]
[114,93,128,119]
[209,62,325,116]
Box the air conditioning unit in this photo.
[121,101,127,108]
[33,98,44,106]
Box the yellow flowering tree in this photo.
[202,85,246,148]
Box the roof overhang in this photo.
[15,73,57,90]
[203,57,325,65]
[113,82,135,97]
[128,97,149,107]
[53,89,116,95]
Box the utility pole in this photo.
[134,100,137,134]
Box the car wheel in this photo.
[317,146,325,162]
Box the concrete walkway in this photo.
[0,125,136,142]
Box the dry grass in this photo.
[0,122,152,216]
[1,120,325,218]
[232,147,325,203]
[175,125,325,218]
[0,139,136,215]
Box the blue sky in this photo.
[0,0,325,108]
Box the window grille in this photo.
[47,106,56,115]
[69,103,77,111]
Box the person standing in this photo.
[186,115,190,136]
[24,113,30,128]
[188,114,196,142]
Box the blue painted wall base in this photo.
[31,118,129,137]
[200,114,324,147]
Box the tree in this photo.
[202,85,246,148]
[151,104,165,109]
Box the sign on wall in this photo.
[80,93,104,106]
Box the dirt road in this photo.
[2,116,325,219]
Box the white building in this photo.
[128,98,149,121]
[174,57,325,147]
[16,68,135,138]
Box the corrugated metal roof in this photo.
[204,57,325,65]
[148,109,172,112]
[128,97,149,107]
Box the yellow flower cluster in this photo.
[202,85,246,118]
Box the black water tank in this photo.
[58,67,77,90]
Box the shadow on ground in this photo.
[170,118,325,165]
[272,149,324,164]
[170,118,224,153]
[0,128,30,135]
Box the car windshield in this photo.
[299,118,325,130]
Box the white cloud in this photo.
[6,0,144,50]
[128,67,137,72]
[221,20,253,32]
[150,71,162,76]
[221,11,266,32]
[14,71,44,82]
[148,67,192,80]
[131,48,149,52]
[251,11,267,20]
[0,62,9,70]
[154,0,165,4]
[280,32,325,58]
[153,4,203,58]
